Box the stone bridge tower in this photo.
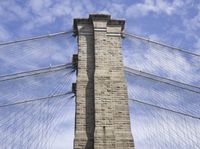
[73,14,134,149]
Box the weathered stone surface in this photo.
[73,14,134,149]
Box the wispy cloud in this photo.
[0,0,200,148]
[0,1,30,22]
[0,25,11,41]
[124,36,200,86]
[125,0,184,18]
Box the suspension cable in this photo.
[125,66,200,94]
[129,98,200,120]
[0,92,73,108]
[0,63,73,82]
[0,30,73,46]
[124,32,200,57]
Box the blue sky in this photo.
[0,0,200,51]
[0,0,200,149]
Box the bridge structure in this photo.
[0,14,200,149]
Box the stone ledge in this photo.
[73,14,125,36]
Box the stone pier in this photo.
[73,14,134,149]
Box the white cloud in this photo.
[124,35,200,85]
[51,130,74,149]
[126,0,184,18]
[51,115,75,149]
[0,1,30,22]
[0,25,11,41]
[28,0,52,13]
[20,0,128,31]
[103,3,125,17]
[184,6,200,31]
[130,106,200,149]
[0,1,200,148]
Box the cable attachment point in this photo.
[72,54,78,70]
[72,83,77,96]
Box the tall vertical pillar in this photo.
[73,14,134,149]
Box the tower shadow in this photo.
[85,33,95,149]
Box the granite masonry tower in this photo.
[73,14,134,149]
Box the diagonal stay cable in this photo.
[0,30,73,46]
[125,66,200,94]
[129,98,200,120]
[0,92,73,108]
[0,63,73,82]
[0,77,74,147]
[124,32,200,57]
